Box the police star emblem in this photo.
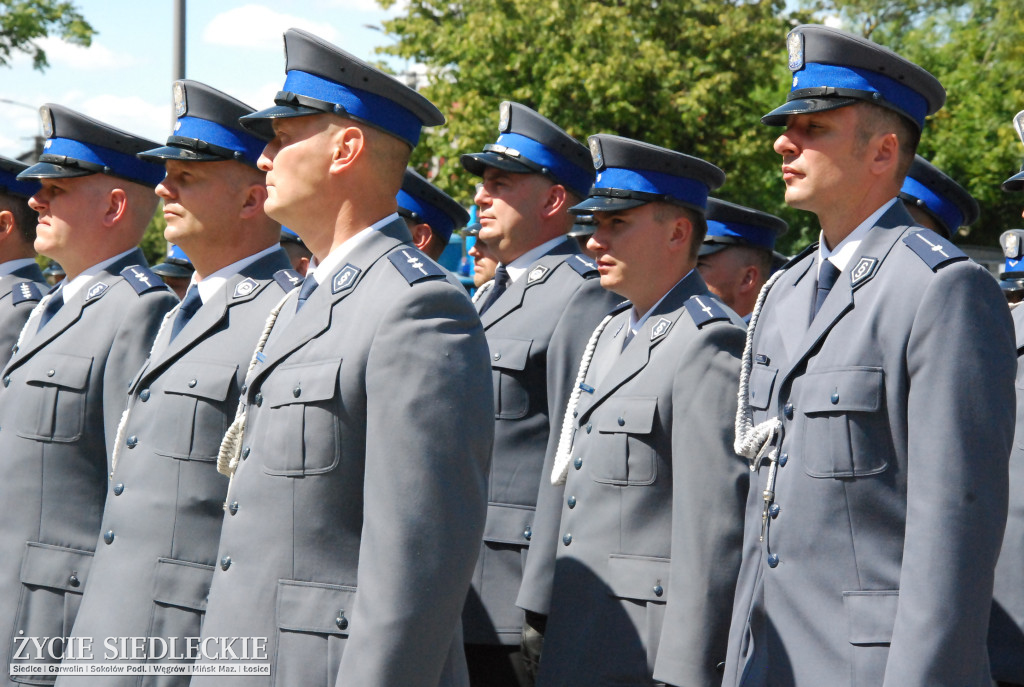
[850,257,879,288]
[787,31,804,71]
[589,138,603,169]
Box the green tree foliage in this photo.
[0,0,94,71]
[140,206,168,267]
[379,0,824,253]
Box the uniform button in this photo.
[335,611,348,630]
[567,495,576,509]
[769,503,780,519]
[573,456,583,470]
[47,369,55,377]
[139,389,150,401]
[113,483,124,496]
[617,417,625,426]
[572,410,578,418]
[562,533,572,546]
[293,387,301,398]
[586,423,592,434]
[68,574,80,588]
[2,376,9,387]
[220,556,232,571]
[493,353,501,361]
[830,390,839,405]
[229,501,239,515]
[254,392,263,407]
[778,452,788,467]
[241,446,250,460]
[783,403,794,420]
[523,527,532,541]
[767,553,780,568]
[652,585,664,597]
[103,530,115,545]
[188,378,197,388]
[126,435,138,449]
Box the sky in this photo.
[0,0,410,157]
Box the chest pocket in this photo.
[256,359,342,476]
[489,337,533,420]
[797,367,892,478]
[589,396,659,486]
[16,353,94,442]
[151,361,239,462]
[747,364,777,426]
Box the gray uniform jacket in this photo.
[529,272,748,687]
[990,303,1024,684]
[0,262,46,370]
[57,249,296,686]
[0,248,178,683]
[722,204,1016,687]
[191,219,493,687]
[464,238,621,645]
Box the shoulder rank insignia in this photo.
[332,264,361,294]
[526,264,550,284]
[903,230,967,271]
[684,295,730,329]
[650,317,672,341]
[85,282,109,302]
[12,281,42,305]
[566,254,599,278]
[233,277,260,299]
[849,256,880,288]
[273,269,302,292]
[120,265,168,294]
[389,249,445,284]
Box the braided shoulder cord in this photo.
[12,292,55,354]
[471,279,493,304]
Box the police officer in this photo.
[527,134,747,686]
[192,29,492,687]
[151,242,195,299]
[460,102,621,686]
[0,156,47,369]
[723,25,1014,686]
[0,105,179,679]
[898,154,979,239]
[54,80,298,685]
[279,226,312,276]
[990,111,1024,687]
[399,167,469,261]
[465,219,499,291]
[697,198,788,320]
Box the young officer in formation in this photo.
[55,80,299,685]
[398,167,470,262]
[0,105,179,677]
[0,157,47,369]
[898,154,979,239]
[724,25,1015,686]
[525,134,748,686]
[191,29,493,687]
[459,101,621,686]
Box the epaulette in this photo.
[11,281,43,305]
[684,294,731,329]
[902,229,967,271]
[565,253,599,278]
[273,269,303,292]
[389,248,446,284]
[120,265,169,295]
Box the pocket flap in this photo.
[277,580,357,636]
[262,359,341,408]
[605,554,669,602]
[482,503,534,545]
[843,590,898,645]
[20,542,94,593]
[801,368,884,414]
[152,558,214,611]
[748,365,777,411]
[595,397,657,434]
[489,338,532,372]
[162,361,239,401]
[23,354,93,390]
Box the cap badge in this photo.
[787,31,805,71]
[1014,110,1024,148]
[589,138,603,169]
[40,105,54,138]
[173,81,187,118]
[498,101,511,132]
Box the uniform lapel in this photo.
[479,238,578,328]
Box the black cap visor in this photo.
[460,151,537,178]
[1003,169,1024,193]
[570,195,647,214]
[138,144,224,164]
[151,262,194,279]
[761,96,860,126]
[18,158,95,180]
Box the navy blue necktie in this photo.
[170,286,202,340]
[295,275,319,312]
[37,288,64,331]
[479,265,510,315]
[812,260,841,321]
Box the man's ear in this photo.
[102,188,129,227]
[328,125,366,175]
[539,183,569,220]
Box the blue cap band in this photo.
[706,219,777,250]
[1006,257,1023,275]
[901,175,962,234]
[283,70,423,147]
[397,188,455,243]
[45,136,165,186]
[793,62,929,128]
[594,167,710,210]
[495,132,593,195]
[174,116,267,165]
